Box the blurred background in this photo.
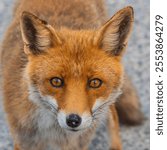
[0,0,149,150]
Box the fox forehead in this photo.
[28,29,122,79]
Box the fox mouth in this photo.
[62,126,90,133]
[60,125,93,133]
[68,129,80,132]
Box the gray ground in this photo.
[0,0,150,150]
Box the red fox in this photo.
[1,0,143,150]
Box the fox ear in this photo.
[20,12,61,55]
[95,6,134,56]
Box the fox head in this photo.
[20,6,134,132]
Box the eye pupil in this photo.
[50,77,64,88]
[93,80,97,85]
[89,78,102,88]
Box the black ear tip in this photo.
[20,12,33,29]
[126,6,134,11]
[21,11,48,26]
[124,6,134,17]
[21,11,32,19]
[22,11,30,16]
[21,11,38,22]
[21,12,32,25]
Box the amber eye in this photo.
[88,78,102,88]
[50,77,64,88]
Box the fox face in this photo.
[20,7,133,132]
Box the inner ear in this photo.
[95,6,134,56]
[22,15,43,51]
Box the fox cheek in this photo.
[28,84,59,113]
[92,99,104,112]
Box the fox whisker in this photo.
[92,100,113,115]
[92,100,114,122]
[41,100,58,114]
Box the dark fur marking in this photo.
[22,16,41,55]
[112,16,131,56]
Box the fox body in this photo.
[1,0,143,150]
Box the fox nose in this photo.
[66,114,82,128]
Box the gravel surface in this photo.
[0,0,150,150]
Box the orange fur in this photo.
[1,0,142,150]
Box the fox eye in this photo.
[50,77,64,88]
[88,78,102,88]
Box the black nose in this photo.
[66,114,82,128]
